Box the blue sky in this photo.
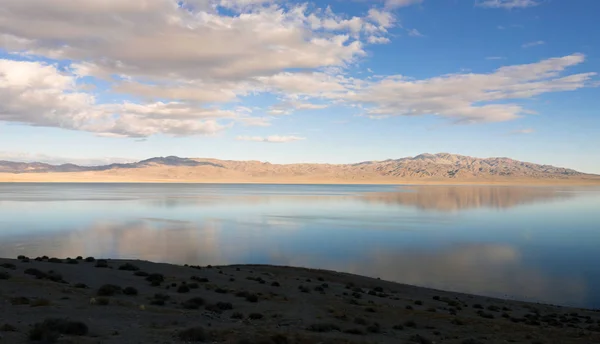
[0,0,599,173]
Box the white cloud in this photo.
[486,56,506,60]
[0,0,595,138]
[510,128,535,134]
[384,0,423,9]
[477,0,541,9]
[522,40,545,48]
[407,28,424,37]
[367,35,391,44]
[346,54,596,123]
[236,135,306,143]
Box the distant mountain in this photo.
[0,153,597,183]
[0,156,222,173]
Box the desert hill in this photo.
[0,153,598,184]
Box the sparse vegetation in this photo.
[29,318,88,342]
[409,334,433,344]
[0,271,10,279]
[178,326,207,342]
[118,263,140,271]
[404,320,417,328]
[1,262,16,270]
[231,312,244,319]
[134,271,149,277]
[182,297,205,310]
[146,273,165,286]
[97,284,122,296]
[249,313,264,320]
[0,323,17,332]
[307,323,340,332]
[96,297,110,305]
[10,296,30,305]
[95,259,109,268]
[123,287,138,296]
[177,284,190,293]
[30,298,51,307]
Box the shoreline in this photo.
[1,257,599,343]
[1,174,600,186]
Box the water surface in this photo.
[1,183,599,308]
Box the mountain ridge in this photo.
[0,153,595,183]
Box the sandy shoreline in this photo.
[1,257,599,343]
[1,173,600,186]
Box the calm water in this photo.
[1,183,599,308]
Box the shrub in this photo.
[368,290,376,296]
[96,297,110,305]
[48,258,62,263]
[95,260,108,268]
[214,288,228,294]
[363,325,378,334]
[307,323,340,332]
[473,304,483,309]
[182,297,205,310]
[29,318,88,342]
[0,271,10,279]
[404,320,417,328]
[451,318,465,326]
[150,299,165,306]
[231,312,244,319]
[205,304,222,313]
[188,282,200,289]
[406,305,414,310]
[134,271,149,277]
[249,313,264,320]
[298,285,310,293]
[414,300,423,305]
[73,283,88,289]
[97,284,122,296]
[216,302,233,310]
[191,276,209,283]
[409,334,433,344]
[11,296,30,306]
[1,263,16,270]
[487,305,501,312]
[76,256,83,260]
[66,259,78,265]
[84,257,95,262]
[177,285,190,293]
[271,281,281,287]
[477,310,495,319]
[118,263,140,271]
[393,324,404,330]
[354,317,368,325]
[245,294,259,303]
[24,268,46,278]
[344,328,364,335]
[30,299,51,307]
[178,326,207,342]
[146,273,165,285]
[123,287,138,296]
[0,323,17,332]
[17,255,27,260]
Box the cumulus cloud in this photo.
[347,54,595,123]
[477,0,541,9]
[0,0,596,137]
[522,40,545,48]
[236,135,306,143]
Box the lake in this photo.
[1,183,599,308]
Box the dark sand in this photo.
[1,257,599,343]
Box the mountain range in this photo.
[0,153,598,184]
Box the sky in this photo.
[0,0,599,173]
